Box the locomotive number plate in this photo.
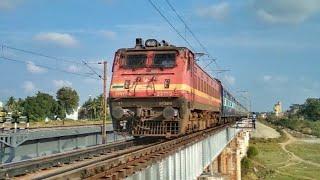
[159,102,172,106]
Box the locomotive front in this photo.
[109,38,193,137]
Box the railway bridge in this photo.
[126,121,251,180]
[0,119,252,180]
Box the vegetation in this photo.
[241,157,252,175]
[287,142,320,164]
[3,87,80,122]
[78,95,103,120]
[56,87,79,117]
[265,98,320,137]
[299,98,320,121]
[247,146,258,158]
[273,118,320,137]
[24,92,59,121]
[28,119,108,128]
[2,87,108,123]
[243,124,320,180]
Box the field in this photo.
[5,119,112,129]
[243,122,320,180]
[29,119,112,128]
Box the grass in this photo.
[251,140,289,169]
[287,142,320,164]
[28,119,112,128]
[279,162,320,179]
[270,118,320,137]
[243,126,320,180]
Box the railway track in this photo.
[0,123,232,179]
[0,137,161,179]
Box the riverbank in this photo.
[243,122,320,179]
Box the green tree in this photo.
[5,96,25,114]
[299,98,320,121]
[79,94,103,120]
[24,92,58,121]
[56,87,79,117]
[6,96,17,112]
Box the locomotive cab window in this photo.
[152,53,176,68]
[124,54,147,68]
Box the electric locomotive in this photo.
[109,38,248,138]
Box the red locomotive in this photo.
[109,38,247,138]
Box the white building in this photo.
[0,101,3,108]
[66,106,80,120]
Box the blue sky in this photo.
[0,0,319,112]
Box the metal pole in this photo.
[102,61,107,144]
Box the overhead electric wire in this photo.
[146,0,196,51]
[0,44,104,81]
[0,56,100,80]
[1,44,102,71]
[163,0,219,70]
[82,60,103,79]
[2,44,81,65]
[152,0,237,94]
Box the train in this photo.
[109,38,248,138]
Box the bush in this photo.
[241,157,252,175]
[271,118,320,137]
[247,146,258,158]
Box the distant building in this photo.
[259,112,267,119]
[274,101,282,117]
[0,101,3,108]
[66,106,80,120]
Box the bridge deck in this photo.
[127,126,240,180]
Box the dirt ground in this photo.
[246,123,320,180]
[251,121,281,138]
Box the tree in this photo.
[6,96,17,112]
[5,96,25,114]
[79,94,103,120]
[56,87,79,117]
[24,92,58,121]
[299,98,320,121]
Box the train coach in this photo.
[109,38,248,138]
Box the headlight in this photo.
[112,106,124,119]
[164,79,170,88]
[145,39,158,47]
[163,106,177,120]
[124,80,130,89]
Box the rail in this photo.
[0,137,161,178]
[16,123,233,179]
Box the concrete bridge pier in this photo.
[199,131,250,180]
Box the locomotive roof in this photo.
[116,46,192,54]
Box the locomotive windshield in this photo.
[153,53,176,68]
[124,54,147,68]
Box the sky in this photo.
[0,0,320,112]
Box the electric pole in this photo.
[99,61,107,144]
